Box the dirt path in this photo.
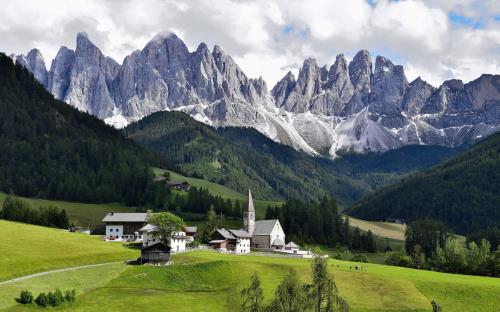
[0,260,130,285]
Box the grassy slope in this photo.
[6,251,499,312]
[154,168,283,219]
[349,217,406,241]
[0,192,135,229]
[0,220,139,281]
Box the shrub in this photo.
[64,289,76,302]
[34,293,48,307]
[16,290,33,304]
[351,254,368,263]
[385,250,412,267]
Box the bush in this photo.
[187,240,199,248]
[47,289,64,306]
[351,254,368,263]
[34,293,48,307]
[64,289,76,302]
[385,250,412,267]
[16,290,33,304]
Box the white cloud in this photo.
[0,0,498,88]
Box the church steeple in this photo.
[244,189,255,234]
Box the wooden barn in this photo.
[140,242,171,265]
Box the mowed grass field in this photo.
[0,220,139,281]
[349,217,406,241]
[0,192,135,229]
[154,168,283,218]
[3,250,500,312]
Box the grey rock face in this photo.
[14,32,500,156]
[402,77,435,115]
[14,49,48,88]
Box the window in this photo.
[116,228,119,232]
[110,229,113,232]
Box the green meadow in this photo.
[0,220,138,281]
[0,192,135,229]
[2,250,499,312]
[154,168,283,218]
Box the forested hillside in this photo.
[124,110,460,204]
[349,133,500,234]
[0,53,168,205]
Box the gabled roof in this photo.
[102,213,147,223]
[284,241,299,248]
[184,226,197,233]
[139,223,157,233]
[253,220,280,235]
[216,228,236,240]
[229,229,251,238]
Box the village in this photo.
[102,190,312,265]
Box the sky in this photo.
[1,0,499,87]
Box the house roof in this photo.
[184,226,197,233]
[141,242,171,252]
[208,239,227,244]
[216,228,236,240]
[272,237,285,246]
[284,241,299,248]
[102,213,147,223]
[228,229,251,238]
[253,220,279,235]
[139,223,156,233]
[167,181,189,186]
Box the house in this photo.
[208,228,251,253]
[283,242,299,253]
[102,212,147,241]
[138,223,187,252]
[385,218,406,224]
[167,181,191,192]
[140,242,171,265]
[184,226,197,243]
[244,190,285,250]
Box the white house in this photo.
[208,228,251,254]
[138,223,187,253]
[102,212,147,241]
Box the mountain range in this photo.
[11,31,500,157]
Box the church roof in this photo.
[253,219,279,235]
[247,189,255,212]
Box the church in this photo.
[244,189,286,250]
[208,189,286,252]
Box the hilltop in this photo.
[350,132,500,234]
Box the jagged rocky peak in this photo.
[369,55,409,121]
[465,74,500,111]
[348,49,372,94]
[15,48,48,88]
[271,71,296,107]
[402,77,435,115]
[295,57,321,98]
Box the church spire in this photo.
[244,189,255,234]
[248,189,255,212]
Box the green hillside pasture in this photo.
[154,168,283,218]
[0,263,127,311]
[9,251,498,312]
[0,192,135,229]
[0,220,139,281]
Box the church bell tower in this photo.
[244,189,255,235]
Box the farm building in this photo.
[102,212,147,241]
[140,242,171,265]
[184,226,197,242]
[167,181,191,192]
[138,224,187,253]
[208,228,251,253]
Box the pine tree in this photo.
[241,273,264,312]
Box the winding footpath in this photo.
[0,260,129,285]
